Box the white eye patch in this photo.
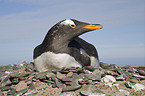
[60,19,76,27]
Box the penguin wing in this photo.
[74,37,99,60]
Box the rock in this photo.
[132,83,145,91]
[29,82,35,90]
[35,86,62,96]
[70,75,79,87]
[101,75,116,83]
[85,74,101,81]
[80,86,106,96]
[133,74,145,79]
[138,69,145,76]
[79,79,91,85]
[105,70,119,76]
[100,62,116,70]
[130,79,139,83]
[116,75,125,81]
[24,90,39,96]
[84,66,95,71]
[1,86,11,91]
[92,69,104,76]
[55,78,66,88]
[7,89,16,96]
[0,93,4,96]
[125,81,132,88]
[16,89,28,96]
[117,89,130,95]
[62,77,72,82]
[11,78,19,84]
[9,71,28,78]
[33,81,48,90]
[66,72,73,77]
[62,85,81,92]
[46,72,55,78]
[16,81,27,91]
[57,72,66,79]
[35,71,47,79]
[59,92,77,96]
[0,79,11,88]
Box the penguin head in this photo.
[45,19,103,42]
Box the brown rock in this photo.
[130,79,139,83]
[66,72,73,77]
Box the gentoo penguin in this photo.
[33,19,103,72]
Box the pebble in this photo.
[55,78,66,88]
[116,75,125,81]
[57,72,66,79]
[130,79,139,83]
[117,89,130,95]
[62,85,81,92]
[66,72,73,77]
[85,73,101,81]
[29,82,35,90]
[16,81,27,91]
[0,62,145,95]
[1,86,11,91]
[138,69,145,76]
[100,62,116,70]
[7,89,16,96]
[101,75,116,83]
[125,81,132,88]
[132,83,145,91]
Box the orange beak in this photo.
[83,24,103,30]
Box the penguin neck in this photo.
[42,33,73,51]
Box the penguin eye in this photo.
[70,24,76,28]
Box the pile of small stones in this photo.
[0,62,145,96]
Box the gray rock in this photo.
[57,72,66,79]
[7,89,16,96]
[132,83,145,91]
[24,90,39,96]
[100,62,116,70]
[12,78,19,84]
[16,89,28,96]
[35,71,47,79]
[116,89,130,96]
[46,72,55,78]
[125,81,132,88]
[0,79,11,88]
[80,86,106,96]
[59,92,75,96]
[29,82,35,90]
[0,92,4,96]
[138,69,145,76]
[1,86,11,91]
[16,81,27,91]
[62,77,72,82]
[35,86,62,96]
[133,74,145,79]
[85,74,101,81]
[84,66,95,71]
[55,78,66,88]
[66,72,73,77]
[101,75,116,83]
[116,75,125,81]
[70,75,78,87]
[62,85,81,92]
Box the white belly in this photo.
[34,51,82,72]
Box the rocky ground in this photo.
[0,62,145,96]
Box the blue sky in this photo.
[0,0,144,65]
